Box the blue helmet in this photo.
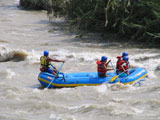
[122,52,128,57]
[101,56,108,61]
[123,56,129,61]
[44,51,49,56]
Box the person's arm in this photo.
[121,63,129,75]
[107,60,111,65]
[47,57,65,63]
[104,63,107,70]
[104,60,113,71]
[121,64,126,72]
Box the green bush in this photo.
[20,0,48,10]
[20,0,160,45]
[48,0,160,44]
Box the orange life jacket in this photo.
[97,60,107,74]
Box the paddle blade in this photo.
[110,75,118,83]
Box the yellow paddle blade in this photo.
[110,75,118,83]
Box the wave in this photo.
[0,69,16,80]
[134,53,160,62]
[0,39,9,43]
[0,50,28,62]
[0,46,29,62]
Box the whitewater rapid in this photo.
[0,0,160,120]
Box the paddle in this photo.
[47,62,64,88]
[50,64,56,69]
[110,69,129,83]
[110,61,116,73]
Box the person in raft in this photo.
[116,52,129,75]
[40,50,65,75]
[116,56,122,74]
[118,56,130,77]
[97,56,113,77]
[122,52,128,58]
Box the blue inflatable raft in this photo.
[38,67,148,88]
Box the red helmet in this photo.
[117,56,122,59]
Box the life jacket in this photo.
[97,60,107,74]
[125,61,129,70]
[116,60,122,69]
[40,56,50,68]
[118,60,129,72]
[116,56,122,69]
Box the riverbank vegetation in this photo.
[20,0,160,46]
[19,0,48,10]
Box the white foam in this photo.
[11,31,36,37]
[49,114,76,120]
[95,84,108,93]
[26,49,41,64]
[68,104,91,110]
[108,83,131,91]
[49,49,102,63]
[110,105,143,117]
[0,69,16,80]
[49,114,57,119]
[6,69,16,79]
[131,54,160,78]
[33,88,41,93]
[112,97,127,103]
[6,90,18,99]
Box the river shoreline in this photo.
[33,16,160,49]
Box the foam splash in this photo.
[106,83,131,91]
[6,89,19,99]
[109,102,144,117]
[95,84,108,93]
[131,53,160,78]
[0,46,29,62]
[0,69,16,80]
[68,104,92,110]
[51,49,117,63]
[112,98,128,103]
[49,114,76,120]
[6,69,16,79]
[11,31,36,37]
[26,49,41,64]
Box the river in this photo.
[0,0,160,120]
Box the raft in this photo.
[38,67,148,88]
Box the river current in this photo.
[0,0,160,120]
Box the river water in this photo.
[0,0,160,120]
